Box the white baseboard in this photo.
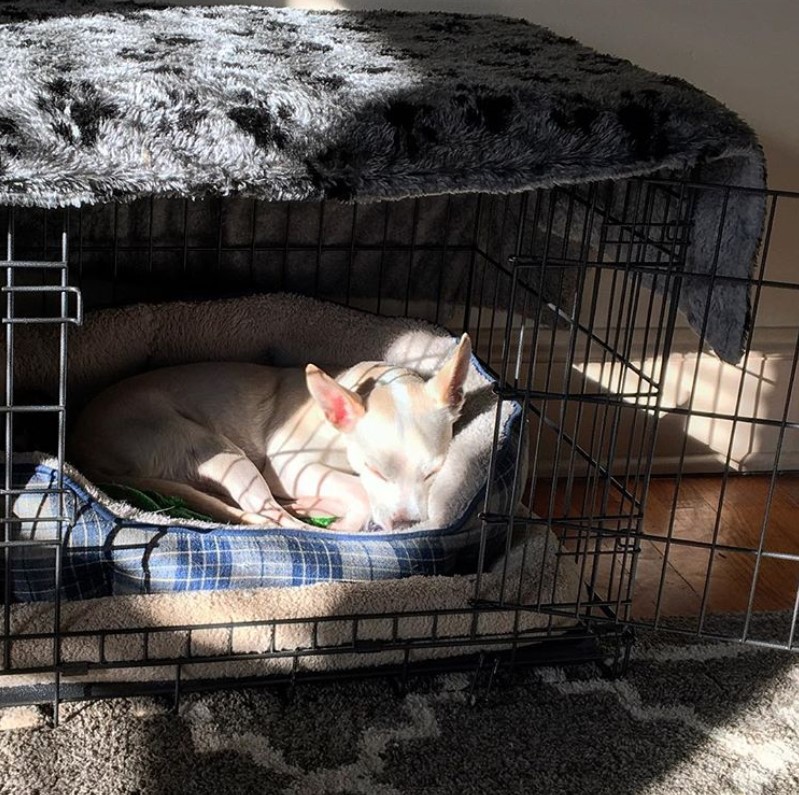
[482,324,799,476]
[647,450,799,475]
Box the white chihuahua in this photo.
[69,334,472,532]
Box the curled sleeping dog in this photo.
[69,334,472,532]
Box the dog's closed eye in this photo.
[365,464,388,481]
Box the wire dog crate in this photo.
[1,175,797,721]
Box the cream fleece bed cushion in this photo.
[1,525,582,686]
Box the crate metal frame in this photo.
[1,176,797,723]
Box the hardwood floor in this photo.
[531,474,799,620]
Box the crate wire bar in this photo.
[2,208,82,720]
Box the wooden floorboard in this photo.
[531,474,799,620]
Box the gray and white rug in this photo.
[1,617,797,794]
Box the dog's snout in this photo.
[391,504,426,527]
[370,483,431,531]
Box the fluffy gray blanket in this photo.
[0,2,766,361]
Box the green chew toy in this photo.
[99,483,215,522]
[303,515,337,528]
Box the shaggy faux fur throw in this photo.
[0,1,764,206]
[0,2,766,362]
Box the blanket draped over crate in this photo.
[0,1,766,362]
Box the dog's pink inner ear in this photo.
[306,365,365,432]
[325,393,360,429]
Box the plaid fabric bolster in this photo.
[5,399,522,601]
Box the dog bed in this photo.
[0,524,583,688]
[7,293,523,603]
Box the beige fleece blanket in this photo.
[1,525,582,687]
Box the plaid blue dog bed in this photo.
[6,387,522,603]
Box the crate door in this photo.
[2,206,83,682]
[466,181,687,634]
[469,179,798,653]
[615,185,799,651]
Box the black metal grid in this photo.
[621,181,799,649]
[2,175,797,721]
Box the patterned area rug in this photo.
[1,620,797,794]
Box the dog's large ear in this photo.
[426,334,472,417]
[306,365,365,432]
